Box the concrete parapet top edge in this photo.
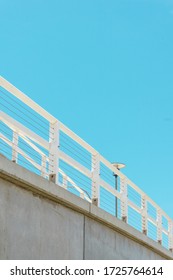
[0,154,172,260]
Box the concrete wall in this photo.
[0,155,172,260]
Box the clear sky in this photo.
[0,0,173,218]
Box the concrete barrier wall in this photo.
[0,155,172,260]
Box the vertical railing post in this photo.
[49,121,60,184]
[168,220,173,252]
[157,209,162,245]
[41,155,47,178]
[12,131,18,163]
[141,196,148,235]
[91,153,100,206]
[62,175,68,190]
[120,176,128,222]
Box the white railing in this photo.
[0,76,173,252]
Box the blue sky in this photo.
[1,0,173,218]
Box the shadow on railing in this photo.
[0,76,172,252]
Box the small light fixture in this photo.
[112,162,126,170]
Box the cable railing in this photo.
[0,76,173,252]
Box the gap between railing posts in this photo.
[49,121,60,184]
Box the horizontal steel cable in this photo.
[0,88,50,129]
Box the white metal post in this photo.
[141,196,148,235]
[157,209,162,244]
[91,153,100,206]
[41,155,47,178]
[49,121,59,184]
[12,131,18,163]
[120,176,128,222]
[168,220,173,252]
[62,175,68,189]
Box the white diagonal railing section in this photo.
[0,76,173,252]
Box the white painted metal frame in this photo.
[0,76,173,251]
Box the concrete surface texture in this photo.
[0,155,172,260]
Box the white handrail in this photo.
[0,76,173,252]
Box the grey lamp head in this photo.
[112,162,126,170]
